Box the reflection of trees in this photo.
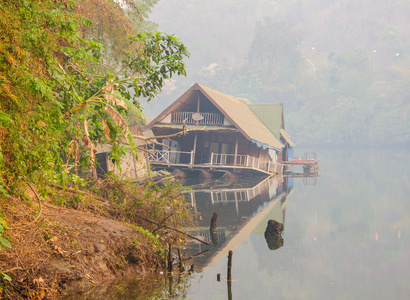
[158,274,192,300]
[63,273,193,300]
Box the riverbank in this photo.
[0,176,193,299]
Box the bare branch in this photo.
[133,125,209,144]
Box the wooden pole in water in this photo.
[227,250,233,281]
[227,250,233,300]
[168,243,173,273]
[177,248,184,273]
[210,212,218,246]
[210,212,218,231]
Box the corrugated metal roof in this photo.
[280,129,295,148]
[198,84,284,150]
[248,104,283,140]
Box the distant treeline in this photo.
[147,0,410,146]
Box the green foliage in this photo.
[0,218,11,251]
[126,32,189,101]
[0,0,189,193]
[0,180,9,196]
[134,225,163,251]
[94,174,193,244]
[0,217,11,282]
[0,0,76,191]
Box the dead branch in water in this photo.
[136,216,211,245]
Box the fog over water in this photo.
[173,148,410,299]
[65,148,410,299]
[146,0,410,147]
[134,2,410,297]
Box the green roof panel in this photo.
[248,104,283,140]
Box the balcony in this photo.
[148,150,277,174]
[171,111,224,126]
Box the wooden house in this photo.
[144,83,294,176]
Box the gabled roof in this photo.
[197,84,284,150]
[145,83,285,150]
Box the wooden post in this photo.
[227,250,233,281]
[177,248,184,273]
[168,275,174,295]
[192,132,198,165]
[234,192,239,215]
[227,250,233,300]
[210,212,218,231]
[234,136,238,165]
[168,243,173,273]
[210,152,214,165]
[196,94,200,126]
[190,192,197,214]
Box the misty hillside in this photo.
[145,0,410,146]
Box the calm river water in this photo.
[66,147,410,299]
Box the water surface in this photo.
[66,148,410,299]
[181,147,410,299]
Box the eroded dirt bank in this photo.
[0,179,189,299]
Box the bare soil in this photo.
[0,194,164,299]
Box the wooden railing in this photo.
[209,153,272,172]
[171,111,224,125]
[183,176,278,204]
[149,150,273,172]
[148,150,194,164]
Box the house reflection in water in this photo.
[182,175,293,269]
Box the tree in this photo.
[0,0,189,194]
[235,18,303,102]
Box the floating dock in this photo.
[281,152,319,175]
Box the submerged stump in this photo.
[264,219,284,250]
[210,212,218,246]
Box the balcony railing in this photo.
[210,153,271,171]
[148,150,275,173]
[171,111,224,125]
